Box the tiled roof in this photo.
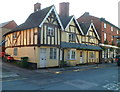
[0,21,12,28]
[78,22,91,35]
[4,5,53,35]
[61,42,102,50]
[59,15,73,29]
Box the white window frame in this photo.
[111,27,113,31]
[50,48,57,59]
[67,49,76,60]
[117,29,119,34]
[104,33,107,41]
[69,33,76,42]
[104,23,106,28]
[47,27,54,36]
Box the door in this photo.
[40,48,47,67]
[80,51,84,64]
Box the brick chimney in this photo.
[59,2,69,16]
[84,12,89,16]
[34,2,41,12]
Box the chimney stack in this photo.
[59,2,69,17]
[34,3,41,12]
[84,12,89,16]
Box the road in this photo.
[1,61,120,91]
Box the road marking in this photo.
[1,77,27,82]
[103,82,120,91]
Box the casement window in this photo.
[69,33,76,42]
[50,48,57,59]
[47,27,54,36]
[111,27,113,31]
[89,52,95,59]
[104,23,106,28]
[104,33,107,41]
[14,48,17,56]
[13,33,17,39]
[67,49,76,60]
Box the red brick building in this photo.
[77,12,120,60]
[0,20,17,51]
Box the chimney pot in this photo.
[34,2,41,12]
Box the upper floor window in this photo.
[104,33,107,41]
[47,27,54,36]
[111,27,113,31]
[104,23,106,28]
[69,33,76,42]
[117,30,119,34]
[13,33,17,39]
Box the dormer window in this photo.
[13,33,17,39]
[69,33,76,42]
[47,27,54,36]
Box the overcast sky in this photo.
[0,0,119,27]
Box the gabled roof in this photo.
[59,15,73,29]
[78,22,100,40]
[59,15,84,35]
[79,22,91,35]
[4,5,64,35]
[0,20,12,28]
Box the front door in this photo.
[40,48,47,68]
[80,51,84,64]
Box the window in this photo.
[50,48,57,59]
[104,23,106,28]
[104,33,107,41]
[89,52,94,58]
[13,33,17,39]
[14,48,17,56]
[111,27,113,31]
[67,49,76,60]
[117,30,119,34]
[47,27,54,36]
[69,33,76,42]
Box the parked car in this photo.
[115,55,120,66]
[0,52,5,58]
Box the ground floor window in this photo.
[50,48,57,59]
[14,48,17,56]
[67,49,76,60]
[89,52,95,58]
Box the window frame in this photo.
[67,49,76,60]
[14,48,17,56]
[47,26,54,36]
[104,23,107,28]
[111,27,113,31]
[104,33,107,41]
[50,48,57,59]
[13,32,17,39]
[69,33,76,42]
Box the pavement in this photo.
[34,62,116,74]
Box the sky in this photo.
[0,0,119,27]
